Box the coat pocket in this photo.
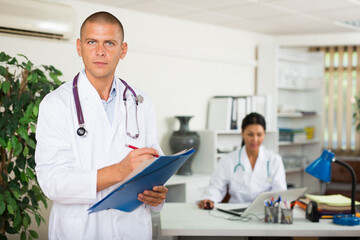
[55,218,83,240]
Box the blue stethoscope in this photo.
[233,146,272,183]
[72,73,143,138]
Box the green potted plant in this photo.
[0,52,62,240]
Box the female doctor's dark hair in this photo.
[241,112,266,147]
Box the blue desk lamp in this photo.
[305,149,359,226]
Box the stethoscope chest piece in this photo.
[77,126,87,137]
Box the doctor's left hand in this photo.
[138,186,168,206]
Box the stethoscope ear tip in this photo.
[136,95,144,103]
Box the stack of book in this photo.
[297,194,360,216]
[279,128,307,142]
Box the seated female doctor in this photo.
[198,112,287,209]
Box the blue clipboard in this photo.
[88,149,195,214]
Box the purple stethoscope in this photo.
[72,73,143,138]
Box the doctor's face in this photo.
[241,124,265,152]
[76,22,127,82]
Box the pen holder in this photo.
[264,206,279,223]
[281,208,293,224]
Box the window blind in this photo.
[312,46,360,154]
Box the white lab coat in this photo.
[35,70,163,240]
[201,145,287,204]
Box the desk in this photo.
[165,174,210,203]
[160,203,360,237]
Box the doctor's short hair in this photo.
[241,112,266,132]
[80,11,124,42]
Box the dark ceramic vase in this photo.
[169,116,200,175]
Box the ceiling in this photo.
[79,0,360,35]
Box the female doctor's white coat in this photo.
[201,145,287,204]
[35,70,163,240]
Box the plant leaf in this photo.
[7,162,14,174]
[22,197,29,205]
[18,126,28,140]
[27,73,38,83]
[11,135,18,149]
[26,167,35,180]
[40,215,46,224]
[17,54,28,60]
[25,138,36,149]
[19,117,31,125]
[49,72,62,85]
[0,65,8,76]
[20,231,26,240]
[13,167,21,178]
[7,205,14,215]
[4,224,17,234]
[0,51,9,61]
[23,146,29,157]
[24,61,33,71]
[29,230,38,239]
[35,214,41,227]
[32,105,38,117]
[22,214,30,229]
[8,57,17,65]
[25,104,34,118]
[13,143,23,157]
[2,81,10,94]
[6,196,17,213]
[20,171,29,183]
[13,210,22,227]
[4,191,11,202]
[30,124,36,133]
[0,137,6,147]
[0,194,5,215]
[6,140,12,152]
[10,189,20,200]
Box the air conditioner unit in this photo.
[0,0,75,40]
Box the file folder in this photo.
[88,149,195,214]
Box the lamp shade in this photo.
[305,150,334,183]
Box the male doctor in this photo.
[35,11,168,240]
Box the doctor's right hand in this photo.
[198,199,214,210]
[97,147,159,192]
[119,147,159,177]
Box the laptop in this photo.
[216,187,307,217]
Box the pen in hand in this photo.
[125,144,159,158]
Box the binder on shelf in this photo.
[207,95,272,131]
[252,95,273,130]
[245,96,252,115]
[88,149,195,214]
[236,97,247,130]
[231,97,238,130]
[207,97,233,130]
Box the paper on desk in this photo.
[305,194,360,206]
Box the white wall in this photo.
[0,0,274,154]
